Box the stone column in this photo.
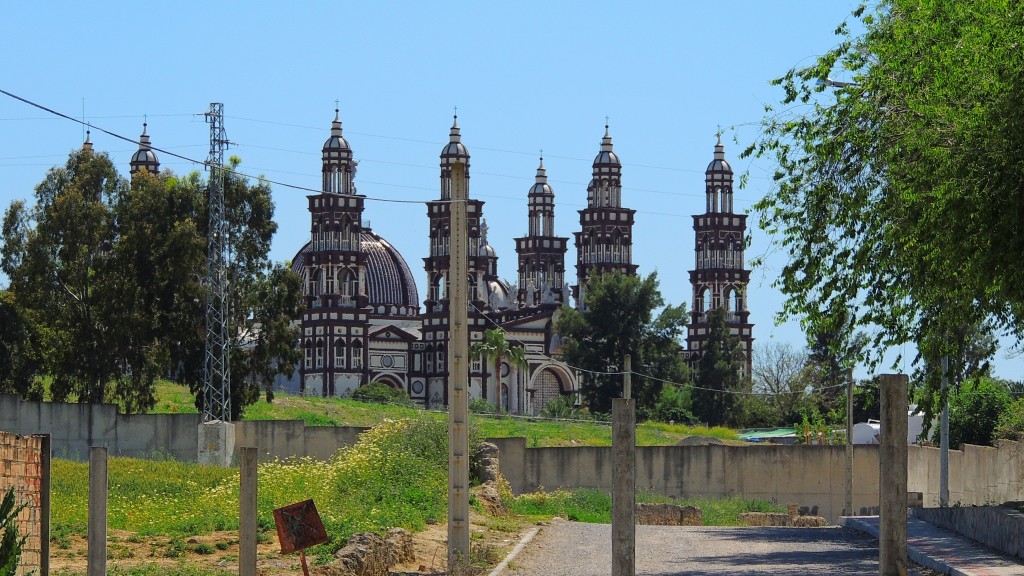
[879,373,908,576]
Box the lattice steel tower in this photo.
[203,103,231,422]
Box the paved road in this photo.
[502,520,939,576]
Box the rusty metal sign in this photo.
[273,499,328,555]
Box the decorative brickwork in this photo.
[0,430,50,576]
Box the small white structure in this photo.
[853,405,928,445]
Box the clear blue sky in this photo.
[3,2,1020,381]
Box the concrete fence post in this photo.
[612,398,635,576]
[87,447,107,576]
[239,447,257,576]
[879,373,908,576]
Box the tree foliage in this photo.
[691,308,746,427]
[744,1,1024,397]
[0,149,301,417]
[928,376,1013,448]
[470,328,526,413]
[555,271,689,415]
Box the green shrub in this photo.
[995,397,1024,442]
[469,398,499,415]
[1,487,28,576]
[647,385,695,424]
[350,381,415,407]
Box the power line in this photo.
[0,88,445,206]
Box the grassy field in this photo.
[151,380,740,447]
[45,395,775,576]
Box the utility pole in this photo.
[447,161,470,564]
[845,368,854,516]
[202,102,231,424]
[940,354,949,506]
[612,354,635,576]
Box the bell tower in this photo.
[421,116,490,406]
[300,109,370,397]
[515,157,569,308]
[572,124,637,309]
[686,136,754,375]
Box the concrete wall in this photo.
[1,394,200,461]
[1,394,367,464]
[4,394,1022,522]
[494,439,1024,522]
[0,431,50,576]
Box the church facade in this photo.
[125,114,753,414]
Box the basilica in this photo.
[125,112,754,415]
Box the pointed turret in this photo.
[322,108,355,194]
[82,130,93,153]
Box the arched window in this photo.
[723,287,734,313]
[304,339,313,369]
[334,338,345,367]
[325,266,336,295]
[701,288,711,315]
[351,339,364,369]
[315,338,324,368]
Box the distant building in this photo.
[686,136,754,376]
[122,116,752,411]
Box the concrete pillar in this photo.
[447,160,470,563]
[87,447,107,576]
[879,373,908,576]
[846,368,854,516]
[239,447,257,576]
[39,434,51,576]
[612,398,635,576]
[198,420,235,467]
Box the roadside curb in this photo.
[842,517,961,576]
[488,526,540,576]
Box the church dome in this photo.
[440,115,469,162]
[705,135,732,174]
[323,109,353,160]
[130,123,159,174]
[291,229,420,316]
[592,124,620,166]
[528,157,553,196]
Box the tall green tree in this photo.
[691,308,746,427]
[471,328,526,413]
[556,271,689,414]
[2,148,126,404]
[744,1,1024,402]
[1,149,300,417]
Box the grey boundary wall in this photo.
[3,394,1022,522]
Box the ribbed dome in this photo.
[592,124,620,166]
[705,136,732,174]
[130,123,159,174]
[440,115,469,162]
[528,157,553,196]
[323,109,352,158]
[291,230,420,316]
